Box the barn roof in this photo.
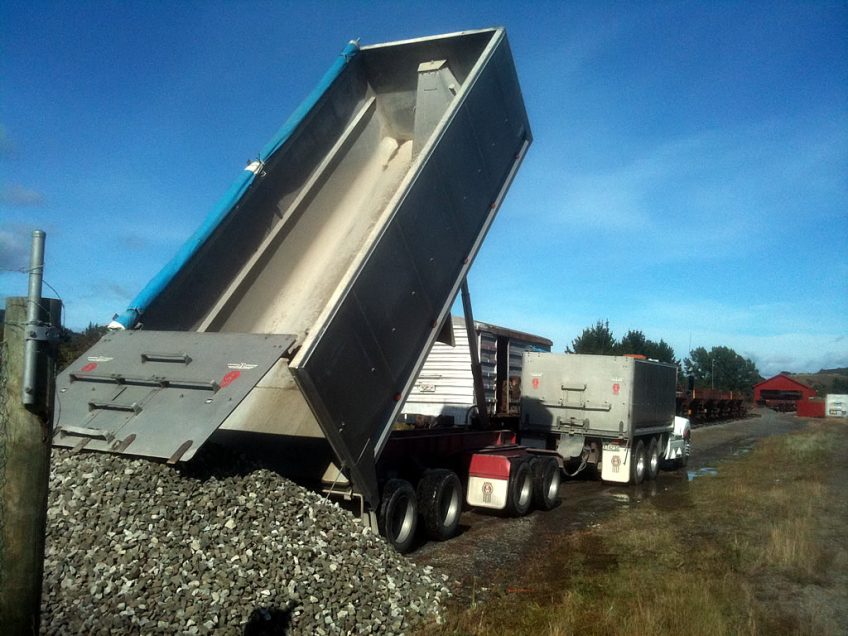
[753,374,815,391]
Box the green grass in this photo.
[422,421,847,636]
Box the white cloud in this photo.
[0,183,46,207]
[0,227,29,269]
[522,114,847,265]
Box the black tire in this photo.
[504,459,533,517]
[417,469,462,541]
[378,479,418,553]
[646,437,661,481]
[631,440,647,484]
[531,457,561,510]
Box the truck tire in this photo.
[417,469,462,541]
[505,459,533,517]
[646,437,661,481]
[630,440,647,484]
[531,457,561,510]
[378,479,418,554]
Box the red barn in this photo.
[753,374,817,411]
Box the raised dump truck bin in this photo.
[53,28,532,514]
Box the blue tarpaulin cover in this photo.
[113,40,360,329]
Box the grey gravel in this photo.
[41,445,450,634]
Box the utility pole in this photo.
[1,230,61,634]
[711,358,715,390]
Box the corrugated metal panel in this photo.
[502,336,551,413]
[401,316,552,420]
[401,316,474,421]
[479,330,498,407]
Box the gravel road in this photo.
[411,409,805,605]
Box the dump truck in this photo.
[53,28,551,552]
[520,353,691,483]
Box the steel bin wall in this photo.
[520,353,677,437]
[292,31,532,505]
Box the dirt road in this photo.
[411,409,805,604]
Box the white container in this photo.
[826,394,848,418]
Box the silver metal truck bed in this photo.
[53,28,532,507]
[520,353,677,438]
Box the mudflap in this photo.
[600,442,630,483]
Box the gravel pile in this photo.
[42,446,449,634]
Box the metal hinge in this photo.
[25,323,60,345]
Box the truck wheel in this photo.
[505,459,533,517]
[378,479,418,553]
[630,440,647,484]
[417,469,462,541]
[531,457,561,510]
[646,437,661,481]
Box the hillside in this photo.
[791,370,848,396]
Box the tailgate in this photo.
[53,331,296,462]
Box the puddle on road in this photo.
[687,466,719,480]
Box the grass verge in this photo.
[424,420,848,635]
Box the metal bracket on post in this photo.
[25,324,60,346]
[460,278,491,430]
[22,230,45,407]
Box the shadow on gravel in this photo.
[174,436,332,491]
[243,606,293,635]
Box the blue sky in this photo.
[1,1,846,377]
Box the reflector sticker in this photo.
[613,383,620,395]
[220,370,241,388]
[81,362,97,372]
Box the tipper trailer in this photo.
[53,28,546,551]
[520,353,691,483]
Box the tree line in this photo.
[568,320,763,395]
